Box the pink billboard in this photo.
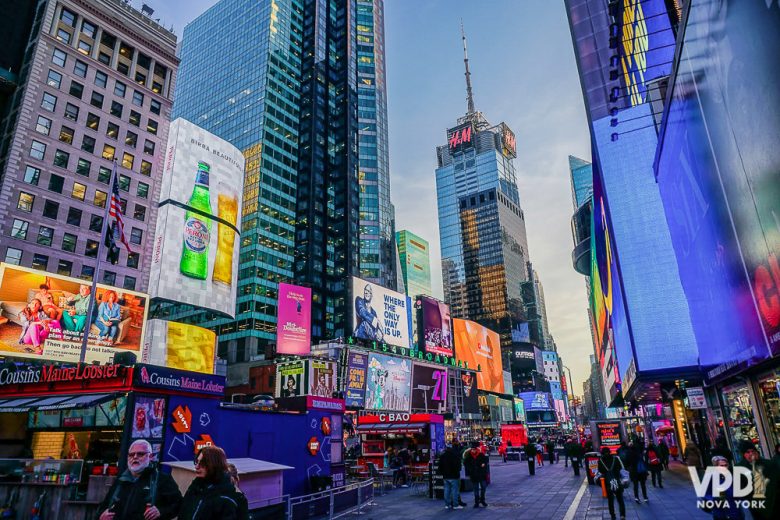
[276,283,312,355]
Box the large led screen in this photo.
[411,363,448,413]
[351,277,412,348]
[143,319,216,374]
[452,318,503,393]
[148,118,245,318]
[0,264,148,364]
[418,296,453,357]
[276,283,312,355]
[365,353,411,411]
[344,351,368,407]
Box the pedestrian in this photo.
[736,441,778,520]
[564,437,571,467]
[498,442,507,463]
[463,442,489,508]
[773,444,780,468]
[597,447,626,520]
[710,436,733,466]
[98,440,182,520]
[626,442,649,504]
[179,446,239,520]
[226,464,249,520]
[547,439,556,465]
[438,444,465,510]
[524,442,537,476]
[657,440,670,470]
[646,442,664,488]
[535,441,544,467]
[684,439,704,478]
[703,456,744,520]
[570,441,583,477]
[616,442,630,466]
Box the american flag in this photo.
[108,163,132,253]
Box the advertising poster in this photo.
[0,264,148,364]
[308,360,336,397]
[411,363,448,413]
[351,277,411,348]
[459,370,480,415]
[148,118,245,318]
[365,353,411,411]
[452,319,503,392]
[418,296,453,357]
[276,361,305,398]
[143,319,216,374]
[28,410,61,428]
[345,351,368,407]
[131,395,166,439]
[514,398,526,422]
[596,422,623,453]
[276,283,312,355]
[95,396,127,427]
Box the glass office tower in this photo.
[568,155,592,209]
[395,229,432,298]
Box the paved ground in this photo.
[354,457,710,519]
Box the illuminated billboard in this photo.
[365,353,411,411]
[345,351,368,407]
[276,360,306,398]
[143,319,216,374]
[410,363,448,413]
[452,318,503,393]
[351,277,412,348]
[417,296,453,357]
[517,391,553,411]
[447,122,474,153]
[148,118,245,318]
[276,283,312,355]
[0,264,148,364]
[308,360,336,397]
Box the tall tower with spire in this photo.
[434,25,530,353]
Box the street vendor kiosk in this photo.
[356,413,445,468]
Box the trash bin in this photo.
[584,452,600,485]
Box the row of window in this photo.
[3,247,136,290]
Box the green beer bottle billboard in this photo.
[180,161,213,279]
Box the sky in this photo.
[152,0,595,392]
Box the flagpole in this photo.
[79,159,118,364]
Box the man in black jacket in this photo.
[463,442,489,508]
[98,440,182,520]
[438,444,464,510]
[524,442,537,476]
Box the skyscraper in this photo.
[568,155,592,209]
[395,229,431,298]
[0,0,177,291]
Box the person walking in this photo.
[684,439,704,479]
[626,443,649,504]
[463,442,489,508]
[438,444,464,510]
[646,443,664,488]
[570,441,584,477]
[597,448,627,520]
[657,440,670,470]
[98,440,182,520]
[547,439,556,465]
[524,442,537,476]
[226,464,249,520]
[179,446,239,520]
[535,440,545,467]
[703,456,745,520]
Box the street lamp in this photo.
[562,364,577,427]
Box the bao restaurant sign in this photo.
[0,363,127,391]
[134,364,225,396]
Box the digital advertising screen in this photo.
[459,369,480,415]
[596,421,623,454]
[364,353,411,411]
[410,363,448,413]
[308,360,336,398]
[276,361,306,398]
[0,264,148,364]
[418,296,453,357]
[276,283,312,355]
[344,351,368,407]
[143,319,216,374]
[351,277,412,348]
[148,118,245,318]
[517,392,553,411]
[452,318,503,392]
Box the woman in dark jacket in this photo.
[626,443,649,504]
[179,446,239,520]
[598,448,626,520]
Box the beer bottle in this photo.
[180,162,213,279]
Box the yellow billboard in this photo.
[143,319,216,374]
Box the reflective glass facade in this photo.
[395,229,431,298]
[568,155,592,209]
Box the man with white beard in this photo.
[98,439,182,520]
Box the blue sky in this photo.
[152,0,594,391]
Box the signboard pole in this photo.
[80,160,119,363]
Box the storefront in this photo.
[755,370,780,449]
[356,413,445,468]
[719,381,761,451]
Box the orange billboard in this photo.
[453,319,503,392]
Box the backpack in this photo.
[647,449,660,466]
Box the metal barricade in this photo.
[286,479,375,520]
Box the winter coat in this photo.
[463,451,489,482]
[178,474,239,520]
[684,445,703,469]
[438,448,462,480]
[97,466,182,520]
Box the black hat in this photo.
[738,441,758,454]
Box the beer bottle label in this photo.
[183,218,210,253]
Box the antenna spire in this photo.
[461,20,475,116]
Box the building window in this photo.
[150,99,161,115]
[47,69,62,89]
[30,140,46,160]
[5,248,22,265]
[102,144,115,161]
[140,160,152,176]
[23,166,40,185]
[147,119,158,135]
[77,40,92,55]
[110,101,123,118]
[57,259,73,276]
[52,48,67,67]
[58,126,74,144]
[133,204,146,221]
[73,60,88,78]
[102,271,116,285]
[10,219,29,240]
[126,252,139,269]
[122,152,134,170]
[35,116,52,135]
[98,52,110,65]
[81,19,96,38]
[53,149,70,169]
[135,72,146,85]
[129,110,141,126]
[42,200,59,219]
[106,122,119,140]
[90,91,104,109]
[94,190,107,208]
[132,91,144,106]
[76,158,91,176]
[125,131,137,148]
[31,254,49,271]
[82,135,96,153]
[60,8,76,26]
[130,228,142,245]
[151,81,163,95]
[118,174,130,191]
[71,182,86,201]
[143,140,155,156]
[89,214,103,232]
[95,71,108,88]
[98,167,111,184]
[85,239,99,258]
[48,174,64,193]
[114,81,126,97]
[37,226,54,246]
[67,207,82,226]
[64,102,79,121]
[17,192,34,212]
[136,182,149,199]
[117,62,129,76]
[56,28,71,44]
[41,92,57,112]
[62,233,77,252]
[69,81,84,99]
[80,265,94,281]
[123,276,136,290]
[86,112,100,130]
